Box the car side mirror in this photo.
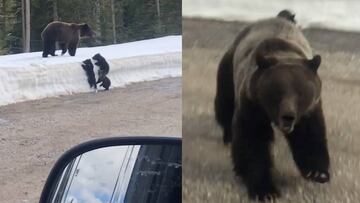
[39,136,181,203]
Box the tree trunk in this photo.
[117,0,124,42]
[22,0,30,52]
[0,0,4,51]
[111,0,116,43]
[95,0,101,41]
[22,0,25,50]
[53,0,58,21]
[26,0,30,52]
[156,0,160,17]
[0,0,5,35]
[156,0,161,33]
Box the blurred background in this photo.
[183,0,360,32]
[0,0,181,55]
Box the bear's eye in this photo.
[262,84,283,106]
[297,81,315,111]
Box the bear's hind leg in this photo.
[68,42,78,56]
[214,49,235,144]
[42,39,54,58]
[232,98,279,201]
[49,41,57,56]
[287,104,330,183]
[59,43,67,55]
[42,51,48,58]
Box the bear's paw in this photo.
[304,170,330,183]
[249,185,280,202]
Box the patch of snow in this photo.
[0,36,182,106]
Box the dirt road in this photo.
[183,18,360,202]
[0,77,181,203]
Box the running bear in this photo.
[214,12,330,201]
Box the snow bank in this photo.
[183,0,360,32]
[0,36,182,106]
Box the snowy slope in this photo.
[0,36,182,106]
[183,0,360,32]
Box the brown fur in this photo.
[41,21,93,57]
[215,17,330,201]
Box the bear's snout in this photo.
[279,113,296,133]
[277,97,297,134]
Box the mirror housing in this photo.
[39,136,181,203]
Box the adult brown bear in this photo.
[41,21,94,57]
[214,13,330,201]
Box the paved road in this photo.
[183,18,360,203]
[0,77,181,203]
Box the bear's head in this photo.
[79,23,94,38]
[92,53,103,61]
[82,59,93,68]
[253,54,321,134]
[277,9,296,23]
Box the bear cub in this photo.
[92,53,110,84]
[100,76,111,90]
[82,59,97,90]
[41,21,94,57]
[277,9,296,23]
[82,54,111,91]
[214,11,330,201]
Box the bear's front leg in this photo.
[287,104,330,183]
[231,99,279,201]
[214,49,235,144]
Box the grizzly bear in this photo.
[41,21,94,57]
[214,13,330,201]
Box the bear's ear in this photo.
[307,55,321,72]
[256,54,278,69]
